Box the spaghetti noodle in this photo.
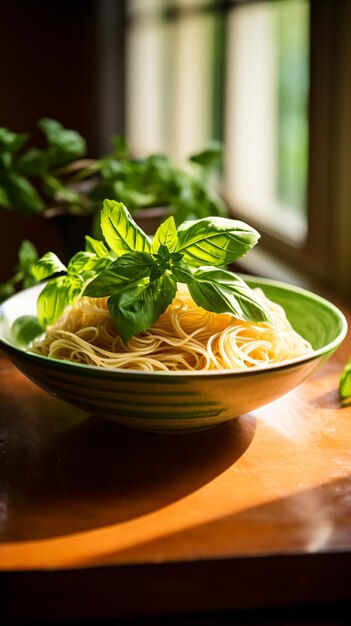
[31,286,312,371]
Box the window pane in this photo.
[126,15,169,156]
[225,0,309,242]
[126,7,223,161]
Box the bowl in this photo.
[0,277,347,433]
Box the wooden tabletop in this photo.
[1,309,351,623]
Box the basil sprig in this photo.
[33,237,114,328]
[31,198,272,344]
[339,357,351,406]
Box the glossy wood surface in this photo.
[1,310,351,621]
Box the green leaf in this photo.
[339,357,351,401]
[108,273,176,343]
[84,252,154,298]
[101,199,151,255]
[170,259,194,284]
[67,251,95,275]
[85,235,109,257]
[12,315,43,347]
[37,277,70,328]
[188,267,273,324]
[113,181,157,209]
[38,118,86,167]
[15,149,48,177]
[32,252,67,282]
[110,135,128,158]
[66,274,84,305]
[3,172,45,214]
[42,173,81,203]
[0,152,12,173]
[0,282,15,302]
[188,141,222,169]
[18,240,39,272]
[176,217,260,267]
[67,251,113,280]
[0,127,28,152]
[23,274,39,289]
[151,216,178,253]
[0,183,11,209]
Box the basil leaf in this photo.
[339,358,351,401]
[37,277,70,328]
[67,251,95,275]
[0,152,12,173]
[108,273,176,343]
[0,127,28,152]
[188,141,222,169]
[0,183,11,208]
[188,267,273,324]
[113,181,156,210]
[42,173,81,204]
[15,148,48,177]
[66,274,84,305]
[3,172,44,214]
[110,135,128,158]
[151,216,178,253]
[84,252,154,298]
[101,199,151,255]
[170,260,194,284]
[18,240,39,271]
[33,252,67,282]
[85,235,109,257]
[0,282,15,302]
[176,217,260,267]
[68,251,114,282]
[38,118,86,167]
[12,315,43,347]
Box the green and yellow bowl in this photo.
[0,278,347,433]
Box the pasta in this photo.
[31,285,313,372]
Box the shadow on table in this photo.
[1,408,256,541]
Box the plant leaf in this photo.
[170,259,194,284]
[188,267,273,324]
[12,315,43,347]
[3,172,45,214]
[108,273,176,343]
[176,217,260,267]
[42,173,81,203]
[339,357,351,400]
[188,141,222,169]
[85,235,109,257]
[38,118,86,167]
[18,240,39,272]
[15,148,48,177]
[33,252,67,282]
[37,277,70,328]
[0,127,28,152]
[66,274,84,305]
[0,183,11,208]
[0,282,15,302]
[84,252,154,298]
[67,251,95,275]
[101,199,151,255]
[151,216,178,253]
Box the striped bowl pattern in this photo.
[0,278,347,433]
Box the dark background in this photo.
[0,0,126,278]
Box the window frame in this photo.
[125,0,351,302]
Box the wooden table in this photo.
[1,313,351,624]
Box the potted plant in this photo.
[0,119,227,300]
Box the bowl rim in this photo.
[0,275,347,379]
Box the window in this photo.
[225,0,309,243]
[127,0,224,161]
[126,0,351,302]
